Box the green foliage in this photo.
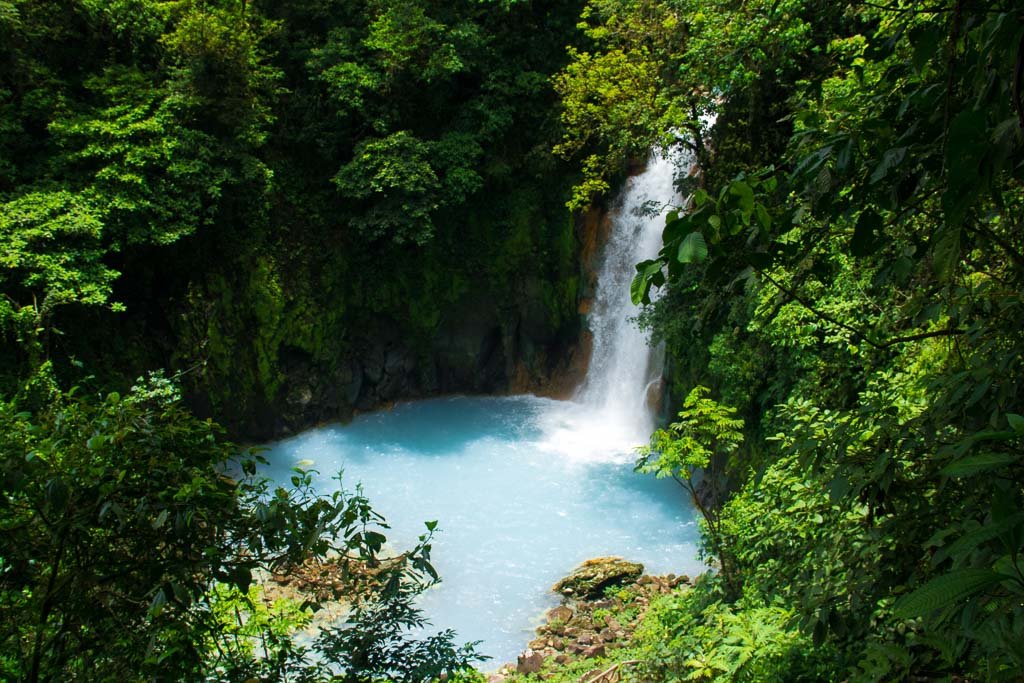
[631,171,777,306]
[636,386,743,484]
[49,65,249,247]
[555,0,835,207]
[315,568,485,682]
[0,191,114,315]
[1,3,591,679]
[637,386,744,593]
[0,371,482,681]
[334,131,440,244]
[363,0,477,83]
[894,569,1012,620]
[554,44,662,209]
[568,0,1024,679]
[0,0,586,437]
[637,586,819,682]
[333,130,484,245]
[205,583,313,668]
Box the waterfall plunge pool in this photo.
[261,394,703,665]
[260,147,698,664]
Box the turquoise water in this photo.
[262,395,702,664]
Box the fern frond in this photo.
[894,569,1007,619]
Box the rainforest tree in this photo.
[1,0,586,438]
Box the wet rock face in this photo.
[432,292,507,394]
[273,348,358,437]
[551,557,644,599]
[251,286,565,439]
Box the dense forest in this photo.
[0,0,586,440]
[2,0,1023,681]
[1,0,586,679]
[571,0,1024,680]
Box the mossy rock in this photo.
[552,557,643,599]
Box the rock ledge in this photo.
[491,558,696,680]
[551,557,644,599]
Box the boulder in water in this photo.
[552,557,643,599]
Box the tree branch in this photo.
[580,659,642,683]
[757,269,965,349]
[875,328,967,348]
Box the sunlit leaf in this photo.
[677,231,708,263]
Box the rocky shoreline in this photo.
[490,557,694,681]
[262,554,696,681]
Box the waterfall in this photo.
[576,150,683,429]
[537,147,688,461]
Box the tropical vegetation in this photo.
[2,0,1023,680]
[557,0,1024,679]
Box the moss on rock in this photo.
[551,557,644,599]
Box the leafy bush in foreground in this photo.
[0,370,480,682]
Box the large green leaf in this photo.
[850,209,883,256]
[869,146,906,184]
[932,224,961,281]
[942,109,988,227]
[729,180,755,217]
[941,452,1020,477]
[630,259,663,305]
[933,513,1024,566]
[662,214,691,244]
[895,569,1007,619]
[909,24,943,74]
[677,231,708,264]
